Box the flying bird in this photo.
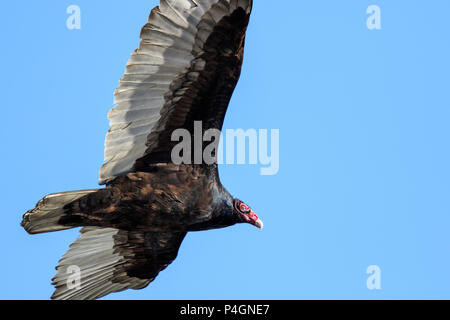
[21,0,259,300]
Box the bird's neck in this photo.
[188,188,238,231]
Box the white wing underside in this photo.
[100,0,252,185]
[51,227,149,300]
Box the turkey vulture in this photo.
[21,0,260,300]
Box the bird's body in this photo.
[59,164,238,233]
[21,0,260,300]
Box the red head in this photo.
[233,199,263,229]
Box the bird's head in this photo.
[233,199,263,229]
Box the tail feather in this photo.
[21,190,99,234]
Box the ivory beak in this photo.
[254,218,264,230]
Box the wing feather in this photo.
[51,227,186,300]
[100,0,253,184]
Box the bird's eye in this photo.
[240,204,250,213]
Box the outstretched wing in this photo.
[100,0,253,184]
[51,227,186,300]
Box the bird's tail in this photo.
[21,189,99,234]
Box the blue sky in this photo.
[1,0,450,299]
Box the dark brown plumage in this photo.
[21,0,260,300]
[59,164,239,232]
